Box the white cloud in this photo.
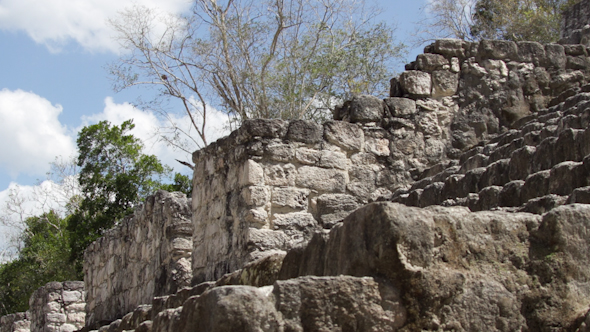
[0,0,192,53]
[82,97,231,171]
[0,89,77,178]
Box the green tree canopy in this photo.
[0,212,76,315]
[67,119,172,272]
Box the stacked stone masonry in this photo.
[5,31,590,332]
[562,0,590,44]
[0,313,29,332]
[83,191,192,329]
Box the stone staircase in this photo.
[393,88,590,213]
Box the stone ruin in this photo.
[4,3,590,331]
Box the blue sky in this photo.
[0,0,429,256]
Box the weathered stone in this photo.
[265,143,295,162]
[177,286,281,332]
[385,98,418,121]
[521,170,551,201]
[240,160,265,186]
[242,185,271,208]
[549,161,587,195]
[364,137,390,156]
[543,44,567,69]
[274,276,404,331]
[264,163,296,187]
[416,53,449,71]
[420,182,444,207]
[517,41,545,65]
[238,119,288,140]
[399,71,432,97]
[315,194,360,228]
[334,95,386,123]
[271,187,310,211]
[568,186,590,204]
[323,121,364,152]
[432,70,459,98]
[478,40,518,60]
[472,185,502,211]
[433,39,467,57]
[296,166,348,193]
[499,180,525,207]
[509,146,536,181]
[286,120,323,144]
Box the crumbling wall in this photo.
[83,191,192,329]
[0,313,29,332]
[562,0,590,42]
[190,97,457,283]
[396,39,590,154]
[28,281,85,332]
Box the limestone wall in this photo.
[190,94,457,284]
[28,281,85,332]
[83,191,192,329]
[0,313,29,332]
[562,0,590,41]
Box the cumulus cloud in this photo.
[0,0,192,53]
[0,89,77,178]
[81,97,231,170]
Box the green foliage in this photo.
[0,212,76,315]
[470,0,577,43]
[160,173,192,197]
[67,120,172,272]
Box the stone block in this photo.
[442,174,468,199]
[286,120,323,144]
[248,228,289,253]
[475,186,502,211]
[420,182,444,207]
[517,41,545,65]
[295,147,321,165]
[522,170,551,201]
[478,40,518,60]
[365,137,390,156]
[46,313,67,324]
[238,119,288,140]
[478,159,511,188]
[532,137,558,172]
[460,153,489,174]
[334,95,386,123]
[323,121,364,152]
[520,194,566,214]
[433,39,467,57]
[549,161,586,195]
[543,44,567,69]
[244,208,269,227]
[432,70,458,98]
[318,150,348,170]
[509,146,536,181]
[415,53,449,71]
[62,291,82,304]
[316,194,360,227]
[271,187,310,211]
[567,186,590,204]
[240,160,264,186]
[264,164,296,187]
[59,324,77,332]
[296,166,348,193]
[499,180,525,207]
[399,71,432,97]
[265,143,295,162]
[384,97,417,118]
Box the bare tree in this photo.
[109,0,404,152]
[0,156,80,259]
[415,0,477,44]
